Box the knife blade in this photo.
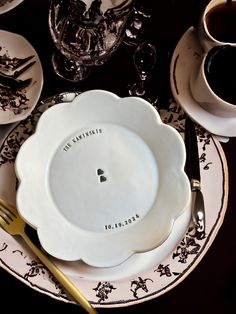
[0,60,35,89]
[0,72,32,90]
[184,117,206,240]
[12,61,36,78]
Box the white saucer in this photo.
[170,26,236,137]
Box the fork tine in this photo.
[0,215,9,229]
[0,212,9,225]
[0,209,12,225]
[0,198,18,217]
[0,204,16,222]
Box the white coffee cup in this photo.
[190,45,236,118]
[198,0,236,52]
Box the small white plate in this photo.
[15,90,190,267]
[0,0,24,15]
[170,26,236,137]
[0,30,43,124]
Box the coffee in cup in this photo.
[198,0,236,51]
[190,45,236,118]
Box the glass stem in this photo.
[136,78,146,96]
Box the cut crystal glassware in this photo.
[49,0,134,82]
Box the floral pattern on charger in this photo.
[0,97,227,306]
[0,103,51,166]
[93,281,117,303]
[24,260,67,298]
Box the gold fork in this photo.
[0,197,98,314]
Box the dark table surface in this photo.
[1,0,236,313]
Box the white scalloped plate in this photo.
[15,90,190,267]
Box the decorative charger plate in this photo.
[0,30,43,124]
[15,90,190,267]
[0,93,228,308]
[0,0,24,15]
[170,26,236,137]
